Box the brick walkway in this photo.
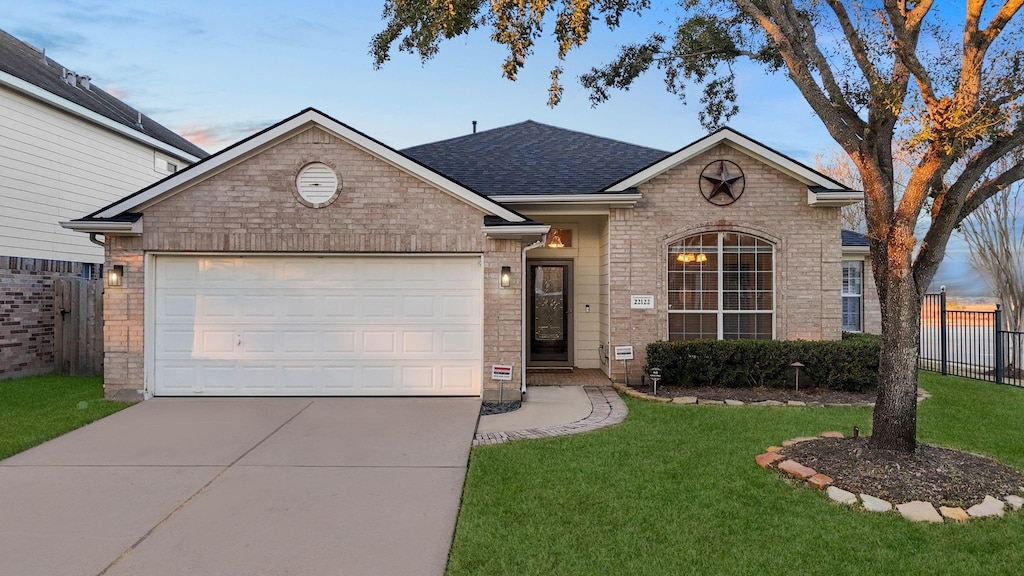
[473,386,627,446]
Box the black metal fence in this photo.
[919,288,1023,386]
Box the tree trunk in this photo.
[870,276,921,452]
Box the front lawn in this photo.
[448,373,1024,575]
[0,375,131,460]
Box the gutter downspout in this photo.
[521,237,545,397]
[88,233,105,247]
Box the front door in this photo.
[527,261,573,366]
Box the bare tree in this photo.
[815,149,866,233]
[962,178,1024,333]
[816,146,918,235]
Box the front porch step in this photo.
[526,369,612,387]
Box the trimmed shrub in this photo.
[645,337,880,392]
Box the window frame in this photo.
[841,259,864,332]
[667,232,776,341]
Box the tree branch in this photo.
[732,0,864,149]
[823,0,882,87]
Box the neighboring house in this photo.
[0,29,207,378]
[64,108,876,402]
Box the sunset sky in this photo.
[1,0,998,296]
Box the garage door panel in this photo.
[156,366,196,394]
[440,366,478,393]
[322,296,356,317]
[362,331,396,354]
[402,331,435,354]
[361,366,396,390]
[240,366,277,391]
[323,331,356,353]
[153,256,482,396]
[322,367,357,391]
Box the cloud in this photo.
[174,120,275,152]
[103,85,129,100]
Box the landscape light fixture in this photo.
[108,265,124,287]
[500,266,511,288]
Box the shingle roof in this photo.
[842,229,869,247]
[0,29,207,159]
[402,120,668,197]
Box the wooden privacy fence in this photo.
[54,277,103,376]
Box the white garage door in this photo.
[152,255,483,396]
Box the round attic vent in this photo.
[296,163,339,206]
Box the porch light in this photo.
[500,266,511,288]
[108,265,124,287]
[548,232,564,248]
[545,228,571,249]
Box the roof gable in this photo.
[0,29,207,160]
[604,127,850,192]
[83,108,526,224]
[402,120,669,197]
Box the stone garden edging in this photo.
[757,433,1024,523]
[614,382,931,407]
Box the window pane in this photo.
[723,313,773,339]
[842,296,862,331]
[842,261,863,296]
[669,313,717,341]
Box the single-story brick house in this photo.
[64,108,877,402]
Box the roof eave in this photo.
[842,245,871,254]
[492,192,643,207]
[60,218,143,235]
[808,188,864,207]
[0,70,200,163]
[482,224,551,239]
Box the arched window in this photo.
[668,232,774,340]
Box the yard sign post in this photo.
[614,346,634,386]
[492,364,513,402]
[648,367,662,396]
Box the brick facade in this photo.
[104,127,526,401]
[0,257,86,379]
[606,144,844,381]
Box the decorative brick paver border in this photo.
[615,383,932,407]
[473,386,628,446]
[757,432,1024,523]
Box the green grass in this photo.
[0,374,131,460]
[448,373,1024,576]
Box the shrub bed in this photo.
[646,335,880,392]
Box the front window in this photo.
[668,232,774,340]
[842,260,863,331]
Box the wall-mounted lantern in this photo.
[108,265,124,287]
[500,266,511,288]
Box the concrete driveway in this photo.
[0,397,480,576]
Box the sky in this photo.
[0,0,1000,297]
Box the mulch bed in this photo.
[781,437,1024,508]
[630,384,876,404]
[480,401,522,416]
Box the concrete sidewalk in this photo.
[474,386,628,445]
[477,386,593,433]
[0,397,480,576]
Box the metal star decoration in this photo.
[699,160,745,205]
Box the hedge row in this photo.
[646,334,881,392]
